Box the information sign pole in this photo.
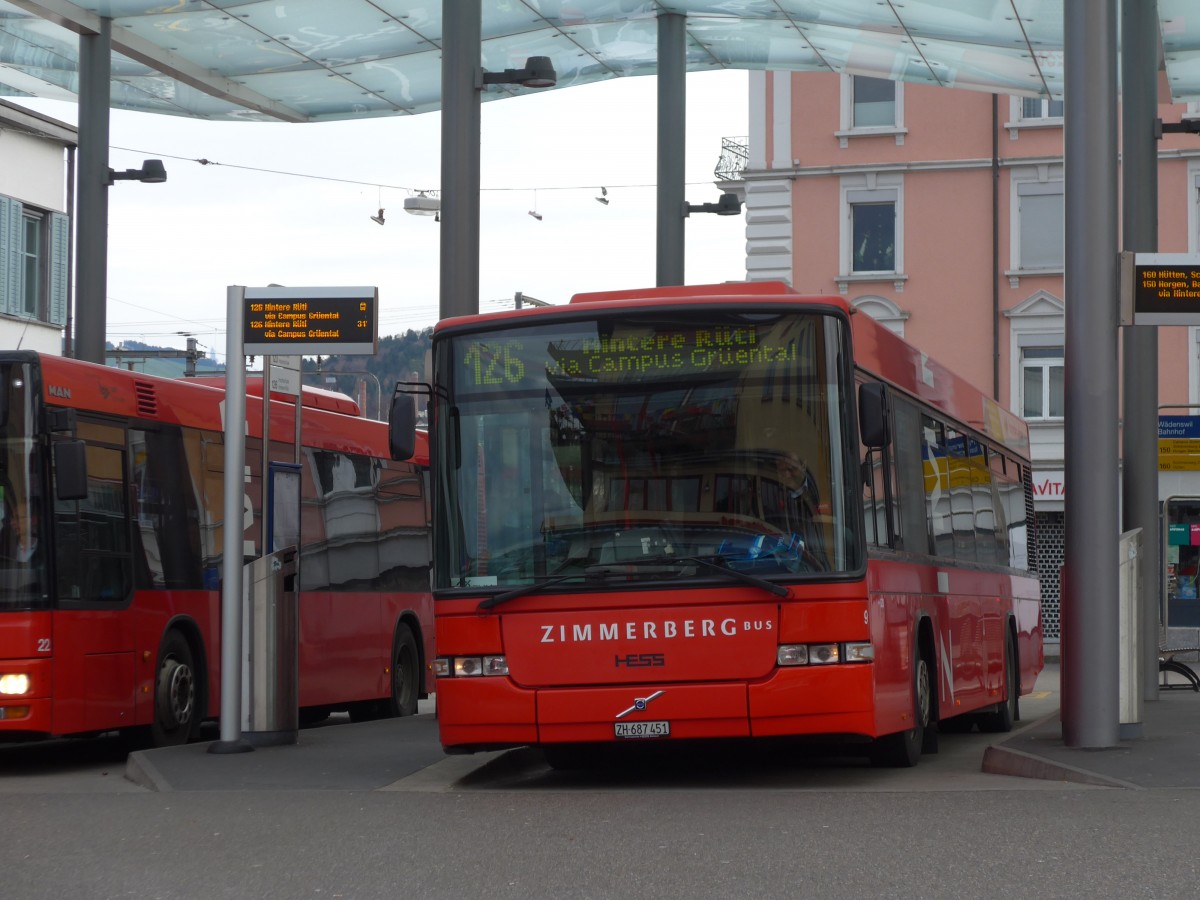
[208,285,378,753]
[210,286,252,754]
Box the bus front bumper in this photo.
[436,664,877,752]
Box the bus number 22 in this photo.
[37,638,51,653]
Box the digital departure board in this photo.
[243,286,378,355]
[1128,253,1200,325]
[457,321,808,391]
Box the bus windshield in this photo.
[0,359,48,610]
[435,309,861,591]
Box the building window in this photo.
[1009,168,1065,278]
[0,195,69,326]
[853,77,896,127]
[1021,97,1064,121]
[1021,347,1064,420]
[851,199,895,272]
[22,211,42,318]
[837,75,906,147]
[838,175,905,291]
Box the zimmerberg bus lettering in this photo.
[538,618,771,643]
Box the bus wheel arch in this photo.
[151,623,205,747]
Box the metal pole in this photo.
[75,18,111,365]
[210,286,252,753]
[261,356,271,555]
[1062,0,1120,748]
[440,0,482,319]
[1121,0,1161,707]
[656,12,686,287]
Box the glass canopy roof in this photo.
[0,1,1195,123]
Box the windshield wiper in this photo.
[600,555,788,598]
[478,552,788,611]
[479,572,585,610]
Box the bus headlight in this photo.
[436,656,509,677]
[482,656,509,676]
[844,642,875,662]
[0,673,31,695]
[776,643,872,667]
[807,644,839,664]
[454,657,483,677]
[777,645,809,666]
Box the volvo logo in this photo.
[615,690,664,720]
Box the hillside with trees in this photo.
[307,327,432,419]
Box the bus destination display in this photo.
[243,286,378,356]
[461,324,803,389]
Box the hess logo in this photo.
[614,653,665,668]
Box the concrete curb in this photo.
[980,710,1140,789]
[125,749,173,792]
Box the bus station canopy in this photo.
[0,1,1198,124]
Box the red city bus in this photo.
[0,351,432,746]
[391,281,1041,768]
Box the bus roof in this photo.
[25,352,429,466]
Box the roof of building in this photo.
[0,97,76,144]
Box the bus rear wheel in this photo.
[978,633,1019,733]
[152,631,198,747]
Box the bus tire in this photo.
[151,630,198,747]
[388,622,420,717]
[870,644,930,768]
[978,633,1019,734]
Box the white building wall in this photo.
[0,127,66,211]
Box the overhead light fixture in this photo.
[595,186,609,206]
[683,191,743,217]
[404,192,441,217]
[107,158,167,185]
[481,56,557,89]
[370,208,386,225]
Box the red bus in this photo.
[390,281,1042,767]
[0,351,432,746]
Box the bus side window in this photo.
[857,378,895,548]
[922,416,953,559]
[54,422,131,603]
[891,397,932,555]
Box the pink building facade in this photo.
[737,71,1200,649]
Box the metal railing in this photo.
[715,135,748,181]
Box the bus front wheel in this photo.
[152,631,198,747]
[871,647,931,768]
[388,623,420,717]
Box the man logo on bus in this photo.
[615,690,664,720]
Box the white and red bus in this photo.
[0,351,432,746]
[390,281,1041,767]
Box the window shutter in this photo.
[0,196,25,316]
[48,212,70,326]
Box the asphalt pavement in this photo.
[125,661,1200,792]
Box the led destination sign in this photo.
[460,323,805,389]
[1129,253,1200,325]
[243,286,378,356]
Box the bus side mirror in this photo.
[388,391,418,461]
[858,382,891,449]
[53,440,88,500]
